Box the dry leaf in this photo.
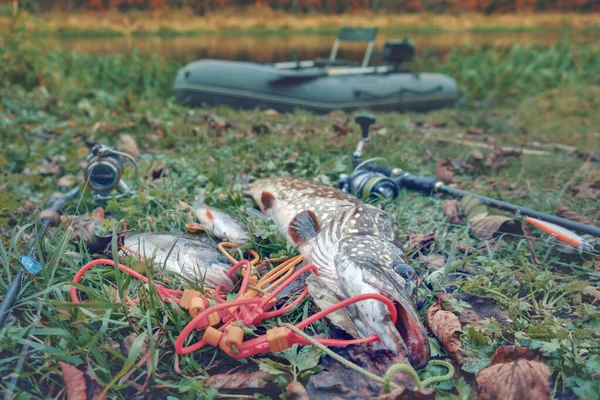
[332,118,351,137]
[286,380,310,400]
[471,150,485,162]
[460,196,488,222]
[426,300,462,361]
[556,205,596,227]
[405,229,436,254]
[376,387,435,400]
[490,345,539,364]
[117,134,139,157]
[467,128,485,135]
[436,293,510,328]
[442,200,463,224]
[484,147,521,170]
[435,158,454,184]
[582,286,600,305]
[476,359,551,400]
[58,362,87,400]
[204,371,271,389]
[469,216,524,240]
[263,109,281,117]
[418,254,446,271]
[57,175,77,188]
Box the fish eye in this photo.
[392,262,415,281]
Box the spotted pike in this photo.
[248,176,430,367]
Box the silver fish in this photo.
[193,200,250,244]
[123,233,234,291]
[248,176,430,368]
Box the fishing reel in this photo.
[83,144,138,201]
[339,114,400,201]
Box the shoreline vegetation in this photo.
[1,10,600,38]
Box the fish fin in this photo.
[260,191,276,211]
[92,207,105,223]
[204,205,214,220]
[289,210,321,245]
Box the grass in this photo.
[1,26,600,399]
[2,9,600,38]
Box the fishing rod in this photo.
[339,114,600,249]
[0,144,138,330]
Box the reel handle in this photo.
[355,113,376,139]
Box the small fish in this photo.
[248,176,430,368]
[122,233,234,291]
[192,199,250,244]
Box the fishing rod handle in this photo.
[362,164,440,193]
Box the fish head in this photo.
[336,236,430,368]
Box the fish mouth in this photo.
[391,295,430,369]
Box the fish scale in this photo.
[248,176,430,368]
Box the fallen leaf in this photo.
[484,147,521,170]
[471,150,485,162]
[581,286,600,305]
[204,371,271,389]
[376,387,435,400]
[460,196,488,222]
[435,158,454,184]
[450,158,475,174]
[490,345,539,364]
[307,344,417,399]
[57,175,77,188]
[469,216,524,240]
[286,380,310,400]
[556,205,596,227]
[476,359,551,400]
[418,254,446,271]
[58,361,87,400]
[467,128,485,135]
[405,229,436,255]
[426,300,462,361]
[117,134,139,157]
[263,109,281,117]
[442,200,463,224]
[332,118,352,137]
[437,293,510,328]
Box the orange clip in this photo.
[189,297,206,317]
[180,289,202,310]
[266,327,291,353]
[202,326,223,347]
[220,325,245,354]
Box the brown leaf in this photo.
[57,175,77,188]
[484,147,521,170]
[582,286,600,305]
[556,205,596,227]
[58,362,87,400]
[263,108,281,117]
[476,359,551,400]
[418,254,446,271]
[450,158,475,174]
[405,229,436,254]
[490,345,539,364]
[471,150,485,162]
[467,128,485,135]
[442,200,463,224]
[204,371,271,389]
[286,380,310,400]
[376,387,435,400]
[426,300,462,361]
[117,134,139,157]
[435,158,454,184]
[469,216,524,240]
[332,118,352,137]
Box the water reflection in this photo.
[38,31,598,63]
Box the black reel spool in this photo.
[84,145,137,200]
[342,168,399,201]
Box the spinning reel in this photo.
[84,144,138,201]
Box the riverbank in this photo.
[2,9,600,38]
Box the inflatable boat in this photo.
[174,28,458,113]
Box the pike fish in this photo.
[248,176,430,367]
[123,233,235,291]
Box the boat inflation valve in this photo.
[83,144,138,200]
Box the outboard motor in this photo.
[383,38,415,65]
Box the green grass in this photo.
[0,31,599,399]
